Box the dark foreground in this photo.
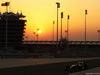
[0,59,100,75]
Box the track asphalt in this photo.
[0,58,100,75]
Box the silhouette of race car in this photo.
[65,61,88,71]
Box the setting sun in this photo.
[38,30,41,34]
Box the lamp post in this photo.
[33,32,36,43]
[37,28,40,43]
[85,9,87,48]
[65,30,67,38]
[98,30,100,41]
[37,28,39,44]
[56,2,60,50]
[35,28,39,53]
[53,21,55,41]
[36,34,38,44]
[61,12,63,47]
[67,15,70,48]
[35,29,39,53]
[36,34,38,53]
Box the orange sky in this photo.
[1,0,100,41]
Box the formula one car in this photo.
[65,61,88,71]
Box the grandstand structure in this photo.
[0,12,26,49]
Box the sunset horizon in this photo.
[0,0,100,41]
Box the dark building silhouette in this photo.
[0,12,26,49]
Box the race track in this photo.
[0,59,100,75]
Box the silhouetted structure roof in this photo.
[0,12,26,49]
[0,12,25,18]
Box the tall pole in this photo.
[57,4,58,49]
[85,10,87,48]
[67,15,69,49]
[61,12,63,47]
[53,21,55,41]
[34,34,35,42]
[85,10,87,57]
[37,34,38,52]
[36,29,41,53]
[36,34,38,53]
[98,30,100,41]
[33,32,36,41]
[37,35,38,43]
[6,5,8,12]
[98,31,99,41]
[37,29,39,51]
[56,2,60,51]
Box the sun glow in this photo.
[38,30,41,34]
[3,0,100,41]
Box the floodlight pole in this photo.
[61,12,63,47]
[66,15,70,56]
[67,15,69,49]
[85,10,87,49]
[98,30,100,41]
[36,34,38,53]
[56,2,60,51]
[53,21,55,41]
[33,32,36,43]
